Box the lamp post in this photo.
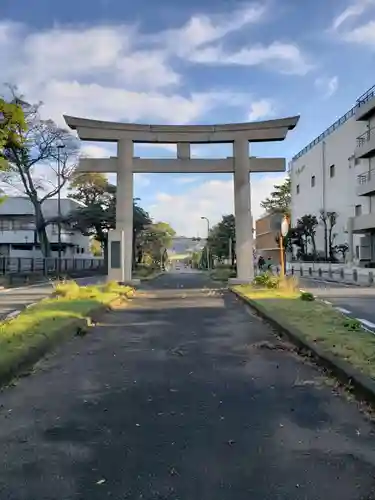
[57,144,65,279]
[201,216,210,270]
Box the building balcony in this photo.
[355,85,375,121]
[355,127,375,159]
[352,213,375,233]
[357,169,375,196]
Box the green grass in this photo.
[234,284,375,380]
[0,281,133,377]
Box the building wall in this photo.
[290,93,374,261]
[255,213,282,264]
[0,197,92,258]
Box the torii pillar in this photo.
[64,115,299,285]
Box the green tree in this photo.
[207,214,236,265]
[0,97,26,170]
[319,209,338,260]
[297,214,318,257]
[260,177,291,216]
[138,222,175,266]
[1,93,79,256]
[67,172,151,267]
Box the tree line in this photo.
[0,90,175,265]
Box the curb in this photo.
[230,287,375,405]
[0,293,129,388]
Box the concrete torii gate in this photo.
[64,115,299,285]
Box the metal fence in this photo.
[0,257,105,275]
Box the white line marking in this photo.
[357,318,375,330]
[335,307,352,315]
[322,300,332,305]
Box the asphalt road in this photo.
[0,275,104,320]
[0,272,374,499]
[300,277,375,330]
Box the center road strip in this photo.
[299,277,375,332]
[0,276,105,321]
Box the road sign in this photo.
[281,217,289,237]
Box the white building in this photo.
[0,197,92,258]
[290,84,375,265]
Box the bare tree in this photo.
[1,92,79,256]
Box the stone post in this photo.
[117,139,134,283]
[232,139,254,283]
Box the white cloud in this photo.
[81,144,114,158]
[173,176,200,185]
[344,20,375,47]
[149,173,286,236]
[248,99,275,121]
[314,76,339,99]
[331,0,374,30]
[330,0,375,48]
[155,3,266,58]
[189,41,313,75]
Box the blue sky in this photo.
[1,0,375,235]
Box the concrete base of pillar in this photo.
[119,279,141,287]
[228,277,253,286]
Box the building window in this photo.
[330,164,335,178]
[296,184,300,194]
[355,204,362,216]
[311,175,315,187]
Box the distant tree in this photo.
[260,177,291,217]
[319,209,338,260]
[1,91,79,256]
[334,243,349,262]
[138,222,175,266]
[207,214,236,265]
[297,214,318,257]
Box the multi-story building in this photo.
[290,84,375,265]
[0,197,92,258]
[255,212,283,264]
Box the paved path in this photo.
[1,273,375,499]
[0,275,104,321]
[300,277,375,331]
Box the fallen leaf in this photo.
[96,479,106,485]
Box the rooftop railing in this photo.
[292,83,375,162]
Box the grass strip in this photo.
[0,281,133,384]
[233,284,375,380]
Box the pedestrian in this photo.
[258,255,265,272]
[266,257,273,272]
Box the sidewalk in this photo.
[0,273,374,498]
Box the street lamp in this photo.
[57,144,65,279]
[201,216,210,270]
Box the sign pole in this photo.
[280,216,290,278]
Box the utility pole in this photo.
[201,216,210,270]
[57,144,65,280]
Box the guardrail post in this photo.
[43,258,47,276]
[369,271,374,285]
[30,258,34,272]
[300,266,303,276]
[340,268,344,279]
[17,258,21,273]
[291,266,294,275]
[318,268,322,277]
[328,266,333,278]
[353,269,358,282]
[308,267,312,276]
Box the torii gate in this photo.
[64,115,299,285]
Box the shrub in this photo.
[102,280,120,293]
[53,280,80,299]
[300,291,315,301]
[278,275,299,293]
[253,272,279,289]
